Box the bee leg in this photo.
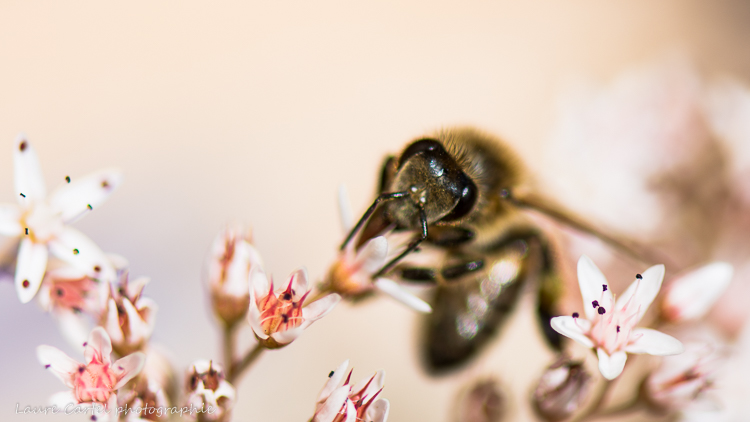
[533,236,564,351]
[378,156,397,193]
[340,190,409,250]
[398,258,485,284]
[399,267,438,284]
[372,205,428,278]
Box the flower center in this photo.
[21,202,63,243]
[257,281,305,335]
[73,362,117,404]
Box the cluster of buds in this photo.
[185,360,235,422]
[312,360,389,422]
[36,327,146,420]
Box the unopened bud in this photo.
[185,360,235,421]
[454,378,504,422]
[532,356,591,422]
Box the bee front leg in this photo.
[372,205,428,278]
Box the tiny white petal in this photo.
[374,278,432,313]
[625,328,684,356]
[49,227,115,283]
[54,310,92,352]
[49,168,123,223]
[577,255,613,320]
[615,264,665,322]
[314,386,350,422]
[343,400,357,422]
[0,203,22,236]
[247,299,268,340]
[367,399,390,422]
[15,238,49,303]
[249,268,270,302]
[105,298,125,344]
[550,316,594,348]
[290,267,310,297]
[37,345,79,388]
[48,391,77,408]
[354,237,388,274]
[317,360,350,403]
[663,262,734,322]
[13,134,47,202]
[352,369,385,399]
[122,299,151,344]
[271,326,305,345]
[112,352,146,389]
[85,327,113,366]
[597,348,627,380]
[302,293,341,323]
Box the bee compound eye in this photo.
[440,172,478,222]
[398,138,444,169]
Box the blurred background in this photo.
[2,1,750,421]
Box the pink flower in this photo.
[248,267,340,348]
[313,360,389,422]
[102,272,158,356]
[0,135,120,303]
[206,225,262,326]
[185,360,235,421]
[661,262,733,323]
[551,256,684,380]
[36,327,146,416]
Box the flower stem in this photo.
[229,343,265,383]
[222,322,236,376]
[570,379,613,422]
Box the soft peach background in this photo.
[1,1,749,421]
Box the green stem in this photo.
[229,343,265,384]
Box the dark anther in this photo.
[118,366,123,370]
[65,176,71,183]
[328,371,334,378]
[636,274,642,280]
[25,228,28,235]
[602,285,608,292]
[281,313,289,323]
[72,307,82,314]
[94,266,101,272]
[73,249,79,255]
[91,415,97,421]
[592,300,599,308]
[282,293,292,301]
[19,141,27,151]
[78,365,85,373]
[87,204,93,210]
[616,325,621,333]
[19,193,26,198]
[83,342,87,347]
[572,312,579,318]
[44,364,51,368]
[22,279,29,288]
[57,288,64,297]
[597,307,606,315]
[102,180,110,188]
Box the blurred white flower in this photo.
[248,267,340,348]
[551,256,684,380]
[0,135,121,303]
[185,360,235,421]
[313,359,389,422]
[36,327,145,420]
[102,272,157,356]
[661,262,733,323]
[206,225,262,326]
[327,184,432,313]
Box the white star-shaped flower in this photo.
[0,135,121,303]
[551,255,684,380]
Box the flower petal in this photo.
[338,184,354,233]
[271,326,305,345]
[367,399,390,422]
[317,360,350,403]
[85,327,113,365]
[373,278,432,313]
[37,345,80,388]
[105,298,125,344]
[249,268,270,302]
[15,238,49,303]
[247,299,268,340]
[302,293,341,323]
[615,264,665,322]
[0,203,22,236]
[662,262,733,322]
[112,352,146,389]
[354,237,388,274]
[48,391,77,408]
[54,310,93,353]
[315,385,350,422]
[577,255,613,320]
[625,328,684,356]
[49,227,116,283]
[550,316,594,348]
[597,348,627,380]
[49,168,123,223]
[290,267,309,298]
[352,369,385,399]
[123,298,152,344]
[13,134,47,202]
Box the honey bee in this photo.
[339,128,652,373]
